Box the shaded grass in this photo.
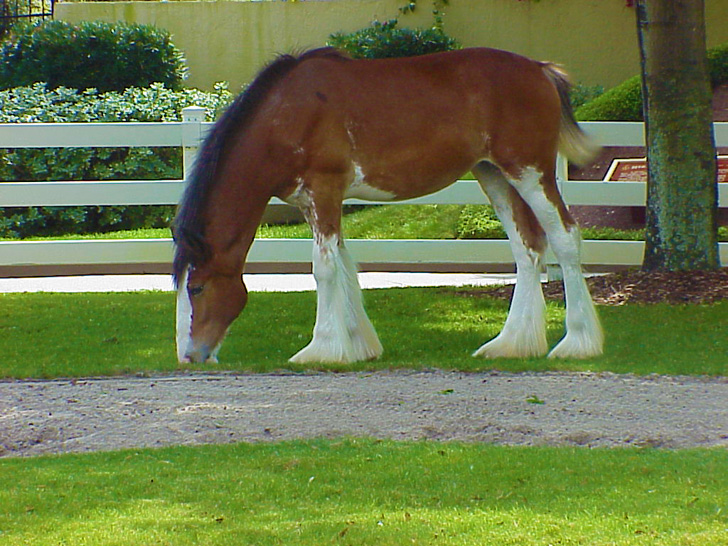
[0,288,725,379]
[0,439,726,545]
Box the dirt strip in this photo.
[1,370,727,458]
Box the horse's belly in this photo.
[344,165,398,201]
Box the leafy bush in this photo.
[575,75,643,122]
[569,83,605,110]
[0,83,232,238]
[327,19,460,59]
[456,205,506,239]
[0,20,188,92]
[454,205,665,241]
[707,42,728,87]
[576,42,728,121]
[456,206,727,241]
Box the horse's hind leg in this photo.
[508,166,603,359]
[473,162,548,358]
[288,184,383,364]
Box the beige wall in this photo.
[57,0,728,92]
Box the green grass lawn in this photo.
[2,273,725,546]
[1,439,726,545]
[1,288,726,379]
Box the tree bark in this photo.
[636,0,719,271]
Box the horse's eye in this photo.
[188,285,204,297]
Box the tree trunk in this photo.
[636,0,719,271]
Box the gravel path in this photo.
[2,370,727,458]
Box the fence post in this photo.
[181,106,206,181]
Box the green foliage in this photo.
[576,42,728,121]
[456,204,506,239]
[0,83,232,238]
[707,42,728,87]
[0,20,188,92]
[569,83,605,109]
[575,75,643,122]
[399,0,451,31]
[327,19,460,59]
[457,207,654,242]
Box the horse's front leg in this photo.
[288,186,383,364]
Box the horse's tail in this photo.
[541,62,600,167]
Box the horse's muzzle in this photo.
[183,344,219,364]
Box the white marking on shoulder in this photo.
[281,177,308,207]
[345,163,397,201]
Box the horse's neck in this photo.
[205,182,271,274]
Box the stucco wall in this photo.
[56,0,728,92]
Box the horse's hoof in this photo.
[547,333,603,359]
[289,340,382,364]
[473,332,548,359]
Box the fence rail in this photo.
[1,109,726,274]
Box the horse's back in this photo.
[262,47,564,201]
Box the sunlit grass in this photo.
[10,204,709,241]
[4,203,726,243]
[0,289,725,379]
[1,439,726,545]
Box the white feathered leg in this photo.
[289,235,383,364]
[473,164,548,358]
[514,167,603,359]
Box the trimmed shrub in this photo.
[327,19,460,59]
[569,83,605,110]
[576,42,728,121]
[0,83,232,238]
[707,42,728,87]
[575,75,643,122]
[0,20,188,92]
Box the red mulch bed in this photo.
[471,268,728,306]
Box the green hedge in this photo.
[327,19,460,59]
[575,75,643,122]
[0,21,188,92]
[577,42,728,121]
[0,83,232,238]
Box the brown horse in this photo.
[173,47,603,364]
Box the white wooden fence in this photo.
[0,107,726,274]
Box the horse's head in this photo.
[176,263,248,363]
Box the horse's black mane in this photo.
[171,48,350,287]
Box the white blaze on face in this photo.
[176,266,193,363]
